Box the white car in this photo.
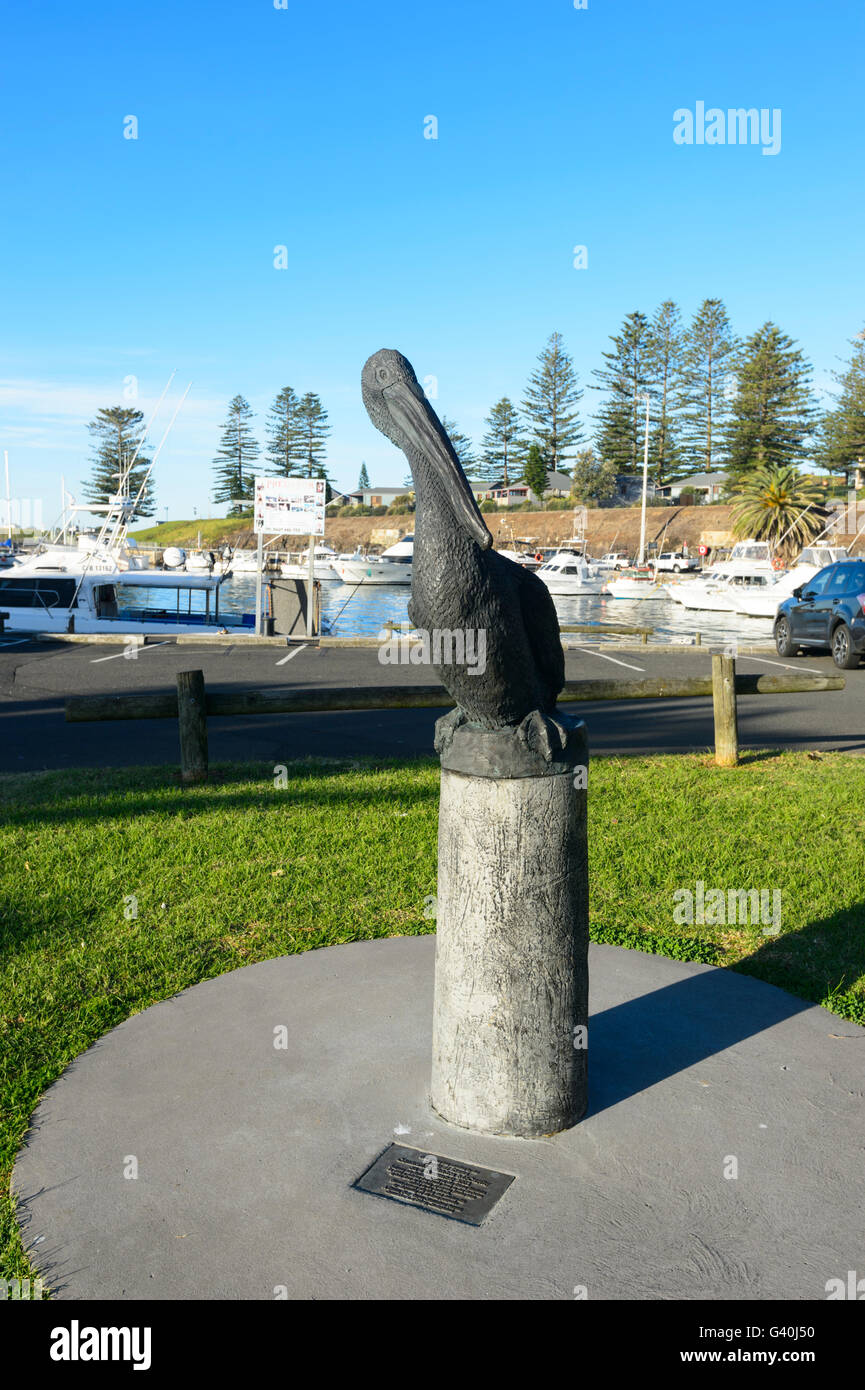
[597,552,631,570]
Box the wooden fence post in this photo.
[712,654,738,767]
[176,670,209,782]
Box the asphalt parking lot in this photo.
[0,634,862,774]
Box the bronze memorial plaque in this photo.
[355,1144,515,1225]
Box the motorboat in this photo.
[605,569,667,600]
[333,553,411,586]
[379,534,414,577]
[0,564,259,636]
[226,549,258,573]
[535,552,607,595]
[710,539,776,577]
[334,537,412,586]
[728,546,851,619]
[76,531,149,571]
[664,539,776,611]
[497,547,540,570]
[185,550,216,573]
[663,569,766,612]
[280,545,341,581]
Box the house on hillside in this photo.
[543,470,574,498]
[484,468,574,507]
[346,485,410,508]
[656,471,729,504]
[487,482,539,506]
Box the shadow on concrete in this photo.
[589,901,865,1115]
[587,963,814,1116]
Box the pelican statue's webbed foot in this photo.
[434,707,470,756]
[515,709,570,764]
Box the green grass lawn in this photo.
[128,515,253,547]
[2,750,865,1290]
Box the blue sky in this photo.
[1,0,862,523]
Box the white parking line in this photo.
[0,637,30,647]
[91,641,172,664]
[569,645,645,672]
[275,644,307,666]
[741,654,826,676]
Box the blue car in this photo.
[774,558,865,669]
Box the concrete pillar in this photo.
[431,719,589,1137]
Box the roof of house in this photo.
[348,485,409,497]
[544,470,573,491]
[664,471,729,488]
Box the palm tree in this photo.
[729,465,826,561]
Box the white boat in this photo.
[497,547,540,570]
[334,554,410,586]
[535,552,607,595]
[605,572,667,600]
[334,538,412,586]
[664,539,776,611]
[76,531,149,571]
[380,534,414,576]
[0,564,258,637]
[280,545,341,581]
[728,546,850,618]
[185,550,216,573]
[226,549,259,573]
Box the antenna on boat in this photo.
[97,371,178,551]
[128,381,192,519]
[775,502,816,554]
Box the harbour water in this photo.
[157,573,777,647]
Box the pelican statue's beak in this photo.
[383,380,492,549]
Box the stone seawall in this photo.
[323,505,737,555]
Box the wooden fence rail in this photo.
[65,661,845,782]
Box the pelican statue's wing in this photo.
[516,566,565,711]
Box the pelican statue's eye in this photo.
[376,367,389,384]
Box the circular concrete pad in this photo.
[14,937,865,1300]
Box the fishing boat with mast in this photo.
[0,378,262,637]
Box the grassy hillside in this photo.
[129,515,252,547]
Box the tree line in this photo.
[466,310,865,504]
[211,389,331,515]
[80,308,865,520]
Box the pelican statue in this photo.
[362,348,569,761]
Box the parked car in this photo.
[650,550,699,573]
[597,552,631,570]
[774,558,865,668]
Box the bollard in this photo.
[176,670,209,782]
[431,718,589,1137]
[712,654,739,767]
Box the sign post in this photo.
[254,477,326,636]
